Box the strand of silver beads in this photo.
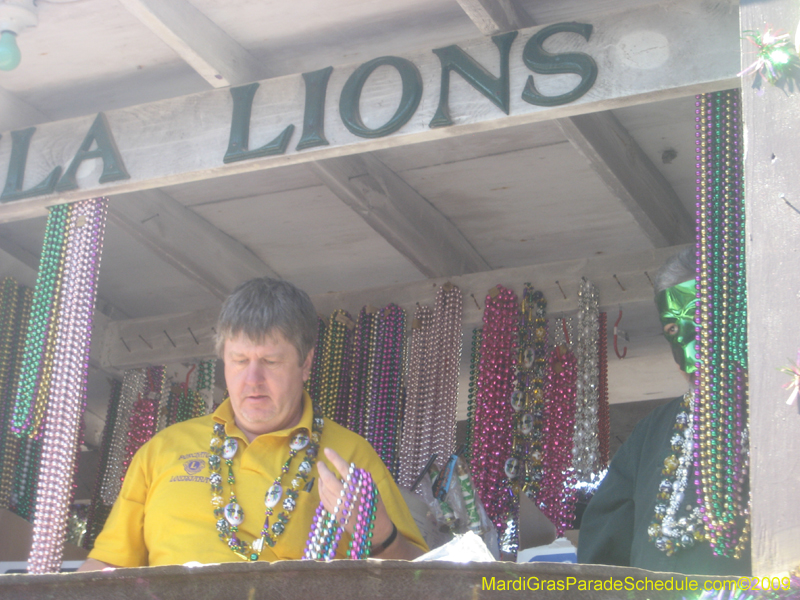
[572,279,601,482]
[28,198,108,574]
[397,304,434,488]
[100,368,145,505]
[430,284,463,463]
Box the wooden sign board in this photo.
[0,0,738,223]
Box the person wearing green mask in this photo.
[576,247,750,575]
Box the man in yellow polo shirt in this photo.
[80,278,427,569]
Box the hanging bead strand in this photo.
[100,368,145,505]
[430,285,463,466]
[28,197,109,574]
[0,279,22,509]
[397,304,434,488]
[694,90,749,559]
[597,311,610,468]
[471,285,520,535]
[11,204,71,437]
[572,279,601,482]
[83,378,122,550]
[464,328,482,463]
[538,344,578,535]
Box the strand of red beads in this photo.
[123,365,163,474]
[471,285,520,535]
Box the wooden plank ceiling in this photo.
[0,0,738,451]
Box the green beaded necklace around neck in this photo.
[208,407,325,561]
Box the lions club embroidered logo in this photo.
[184,459,205,475]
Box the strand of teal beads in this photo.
[11,204,71,436]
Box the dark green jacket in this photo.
[577,397,750,575]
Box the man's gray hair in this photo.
[215,278,319,363]
[653,246,696,295]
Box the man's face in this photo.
[223,331,313,441]
[656,279,698,374]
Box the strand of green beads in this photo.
[333,313,355,427]
[11,204,71,436]
[2,287,32,509]
[694,92,712,552]
[317,312,336,419]
[0,279,20,508]
[362,307,379,439]
[465,328,482,463]
[305,317,326,404]
[83,378,122,550]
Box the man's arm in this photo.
[76,558,117,572]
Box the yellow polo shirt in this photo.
[89,392,427,566]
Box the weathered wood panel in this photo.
[99,244,687,369]
[0,560,746,600]
[740,0,800,576]
[0,0,738,224]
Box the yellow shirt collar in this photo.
[212,390,315,443]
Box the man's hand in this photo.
[317,447,424,560]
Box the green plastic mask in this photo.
[655,279,698,374]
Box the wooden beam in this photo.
[0,0,739,223]
[556,111,694,246]
[100,244,688,368]
[740,0,800,576]
[455,0,533,35]
[457,0,692,247]
[117,0,263,88]
[0,86,49,131]
[308,154,490,278]
[108,189,280,300]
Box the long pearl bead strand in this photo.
[28,198,109,574]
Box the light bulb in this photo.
[0,31,21,71]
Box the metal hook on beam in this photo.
[614,307,627,359]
